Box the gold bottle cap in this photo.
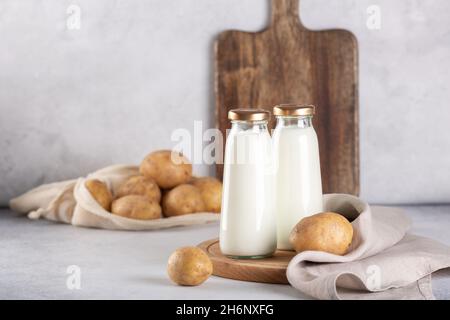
[228,109,270,121]
[273,104,315,116]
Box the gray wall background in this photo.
[0,0,449,206]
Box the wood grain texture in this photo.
[215,0,359,195]
[198,239,295,284]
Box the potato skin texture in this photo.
[162,184,205,217]
[167,247,213,286]
[140,150,192,189]
[85,179,113,211]
[111,195,161,220]
[116,175,161,202]
[289,212,353,255]
[191,177,222,213]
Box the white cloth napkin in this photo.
[287,194,450,300]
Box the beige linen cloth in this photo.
[9,164,220,230]
[287,194,450,300]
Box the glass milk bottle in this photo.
[220,109,277,259]
[272,104,323,250]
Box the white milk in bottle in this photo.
[272,104,323,250]
[220,109,277,259]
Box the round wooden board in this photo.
[198,239,296,284]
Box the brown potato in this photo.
[162,184,205,217]
[167,247,212,286]
[191,177,222,213]
[289,212,353,255]
[116,175,161,202]
[111,195,161,220]
[85,179,113,211]
[140,150,192,189]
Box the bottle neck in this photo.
[275,116,313,128]
[231,120,269,132]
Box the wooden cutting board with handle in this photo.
[215,0,359,195]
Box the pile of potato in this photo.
[85,150,222,220]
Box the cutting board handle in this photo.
[271,0,305,29]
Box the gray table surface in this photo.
[1,205,449,300]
